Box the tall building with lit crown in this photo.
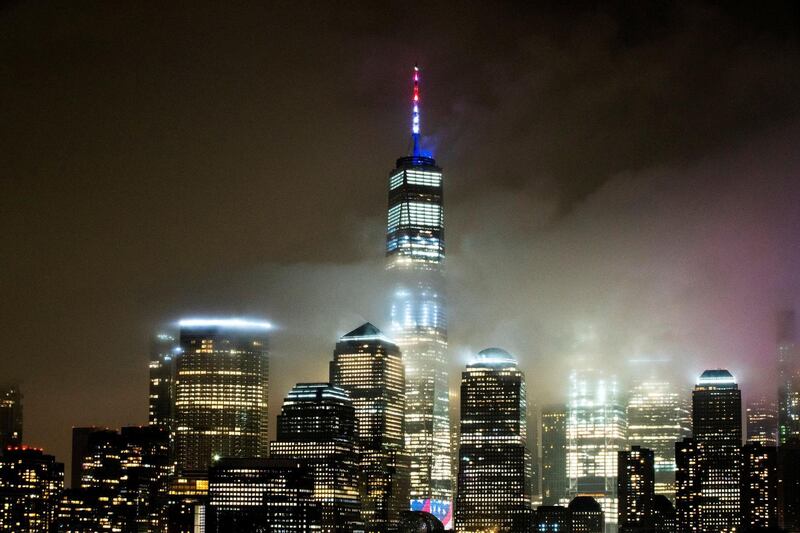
[777,310,800,444]
[386,65,451,510]
[330,323,410,531]
[174,318,270,473]
[566,368,627,532]
[0,446,64,531]
[689,369,742,533]
[626,380,691,500]
[149,333,177,432]
[0,384,23,450]
[455,348,531,532]
[741,441,777,530]
[270,382,362,532]
[747,396,778,447]
[541,404,568,505]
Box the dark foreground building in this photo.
[0,447,64,531]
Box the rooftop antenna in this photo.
[411,63,421,157]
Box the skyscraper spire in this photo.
[412,63,421,157]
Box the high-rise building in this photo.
[617,446,655,533]
[119,425,172,532]
[0,384,22,450]
[0,446,64,531]
[541,404,568,505]
[161,471,208,532]
[777,310,800,444]
[569,495,605,533]
[741,441,777,530]
[270,382,362,532]
[207,458,320,531]
[386,65,451,510]
[174,318,270,472]
[650,495,677,533]
[566,368,627,531]
[455,348,531,532]
[626,380,691,500]
[149,333,177,431]
[778,439,800,531]
[677,369,742,533]
[747,396,778,447]
[534,505,570,532]
[330,323,410,531]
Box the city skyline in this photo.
[3,0,800,495]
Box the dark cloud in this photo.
[1,1,799,471]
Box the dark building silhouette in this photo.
[397,510,445,532]
[174,318,270,473]
[331,323,409,531]
[541,404,568,506]
[651,494,677,532]
[778,439,800,532]
[0,385,22,451]
[161,471,208,533]
[207,458,320,532]
[675,437,702,532]
[569,496,604,533]
[618,446,655,533]
[119,425,172,532]
[455,348,531,532]
[270,382,362,532]
[149,332,176,432]
[534,505,570,532]
[741,442,777,530]
[0,447,64,531]
[777,310,800,444]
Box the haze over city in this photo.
[3,0,800,484]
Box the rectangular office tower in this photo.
[677,369,742,533]
[149,332,177,431]
[0,447,64,531]
[777,310,800,443]
[0,384,22,450]
[270,383,363,532]
[617,446,655,533]
[174,318,270,473]
[331,323,410,531]
[386,65,451,511]
[747,396,779,447]
[566,368,627,532]
[455,348,531,532]
[627,380,691,500]
[541,404,568,505]
[741,442,777,530]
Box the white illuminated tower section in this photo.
[386,65,452,512]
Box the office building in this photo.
[161,471,208,533]
[650,495,676,532]
[455,348,531,532]
[386,65,451,510]
[569,496,605,533]
[174,317,270,472]
[676,369,742,532]
[0,446,64,531]
[0,385,22,451]
[626,380,690,500]
[778,439,800,531]
[207,458,320,531]
[566,368,627,530]
[541,404,568,505]
[534,505,570,532]
[331,323,410,531]
[747,396,778,447]
[119,425,172,532]
[397,510,445,532]
[741,441,777,530]
[149,332,177,431]
[618,446,655,533]
[777,310,800,444]
[270,382,362,532]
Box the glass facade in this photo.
[149,333,177,432]
[386,66,451,509]
[270,382,362,532]
[174,319,270,473]
[541,404,568,506]
[455,348,531,532]
[331,323,409,531]
[626,380,691,501]
[566,369,627,532]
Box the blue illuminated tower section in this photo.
[386,65,452,515]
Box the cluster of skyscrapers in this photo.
[1,65,800,532]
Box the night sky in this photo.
[3,1,800,474]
